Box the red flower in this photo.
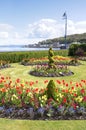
[2,98,5,104]
[16,78,20,83]
[70,81,72,85]
[73,93,77,97]
[26,88,30,93]
[33,88,39,93]
[63,97,67,103]
[44,80,48,84]
[72,103,77,109]
[56,80,61,84]
[65,83,68,87]
[25,81,28,85]
[1,76,4,80]
[16,86,20,90]
[76,83,79,87]
[29,81,34,86]
[81,89,85,94]
[18,90,22,95]
[62,89,65,93]
[71,86,74,90]
[36,80,38,84]
[83,96,86,102]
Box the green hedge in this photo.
[0,50,68,63]
[68,43,86,56]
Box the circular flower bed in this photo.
[29,64,74,77]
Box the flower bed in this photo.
[29,64,74,77]
[0,60,11,69]
[0,75,86,120]
[78,57,86,61]
[21,56,72,66]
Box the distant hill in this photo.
[38,33,86,45]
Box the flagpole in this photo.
[65,13,67,49]
[63,12,67,49]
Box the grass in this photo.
[0,61,86,85]
[0,119,86,130]
[0,60,86,130]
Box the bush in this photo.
[68,43,79,56]
[68,43,86,56]
[46,80,57,100]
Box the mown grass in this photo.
[0,60,86,130]
[0,119,86,130]
[0,61,86,85]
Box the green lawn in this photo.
[0,61,86,130]
[0,61,86,85]
[0,119,86,130]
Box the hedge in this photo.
[68,43,86,56]
[0,50,68,63]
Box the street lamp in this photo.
[63,12,67,49]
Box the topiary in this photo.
[48,47,55,69]
[46,80,57,100]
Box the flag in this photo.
[63,12,67,19]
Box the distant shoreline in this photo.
[0,46,60,52]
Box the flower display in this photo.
[0,75,86,119]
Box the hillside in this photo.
[38,33,86,46]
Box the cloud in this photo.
[0,24,14,31]
[26,19,62,38]
[1,19,86,45]
[0,32,9,38]
[26,19,86,40]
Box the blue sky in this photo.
[0,0,86,45]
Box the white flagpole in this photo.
[63,12,67,49]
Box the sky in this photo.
[0,0,86,45]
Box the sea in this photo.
[0,45,60,52]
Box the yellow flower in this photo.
[11,94,18,100]
[42,95,47,101]
[75,96,83,102]
[57,93,63,98]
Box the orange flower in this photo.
[21,84,24,88]
[65,89,69,93]
[1,88,6,92]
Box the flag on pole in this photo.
[63,12,67,19]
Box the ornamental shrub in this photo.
[68,43,86,56]
[46,80,57,100]
[48,47,55,68]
